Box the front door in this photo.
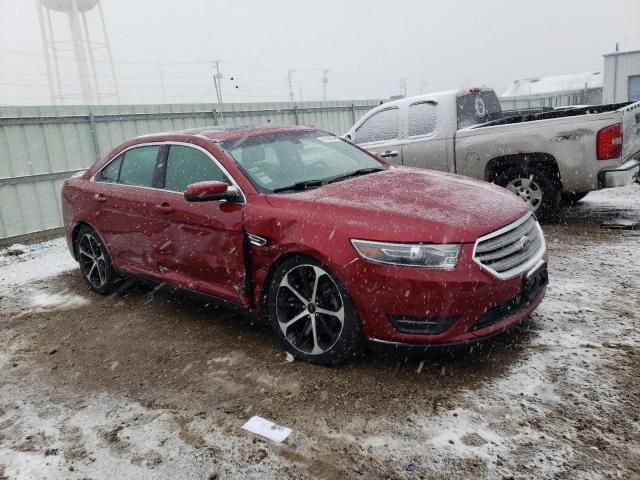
[352,106,404,165]
[152,144,247,305]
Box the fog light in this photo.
[389,315,459,335]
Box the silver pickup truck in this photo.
[344,88,640,218]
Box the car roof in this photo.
[135,124,317,144]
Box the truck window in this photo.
[456,91,502,129]
[354,108,399,144]
[408,102,437,137]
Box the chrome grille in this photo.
[473,214,545,279]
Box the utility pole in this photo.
[288,70,295,103]
[213,60,224,104]
[159,64,167,103]
[400,78,407,97]
[321,69,329,101]
[299,86,303,103]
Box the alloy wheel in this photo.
[276,264,345,355]
[78,233,108,289]
[506,175,543,211]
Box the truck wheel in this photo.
[561,191,589,205]
[496,166,561,219]
[266,255,364,366]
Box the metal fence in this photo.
[0,100,381,245]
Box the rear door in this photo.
[152,144,247,304]
[400,100,450,172]
[92,144,170,276]
[351,106,404,165]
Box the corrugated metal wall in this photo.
[0,100,382,244]
[603,51,640,103]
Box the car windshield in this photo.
[222,130,386,193]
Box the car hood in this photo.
[264,167,531,243]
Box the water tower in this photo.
[36,0,120,105]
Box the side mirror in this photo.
[344,133,352,142]
[183,181,240,202]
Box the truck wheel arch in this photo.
[485,153,563,188]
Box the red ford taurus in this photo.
[61,125,547,364]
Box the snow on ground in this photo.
[0,238,76,288]
[0,184,639,479]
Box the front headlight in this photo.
[350,239,461,269]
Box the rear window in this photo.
[456,91,502,129]
[118,146,161,188]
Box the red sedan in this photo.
[61,125,547,365]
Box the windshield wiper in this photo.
[272,179,325,193]
[327,167,385,184]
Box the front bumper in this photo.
[368,286,545,355]
[344,244,547,345]
[598,159,640,188]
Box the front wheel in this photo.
[266,255,363,365]
[495,166,561,220]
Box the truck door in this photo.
[350,106,404,165]
[400,100,450,172]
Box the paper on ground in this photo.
[242,416,292,443]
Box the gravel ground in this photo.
[1,184,639,480]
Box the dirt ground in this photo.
[1,185,639,480]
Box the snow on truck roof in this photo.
[501,71,603,97]
[379,88,495,108]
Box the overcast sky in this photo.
[1,0,639,105]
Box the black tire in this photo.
[266,255,364,365]
[495,166,561,220]
[74,225,117,295]
[561,191,589,205]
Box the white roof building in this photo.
[501,72,603,110]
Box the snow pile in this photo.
[0,238,77,288]
[30,291,89,310]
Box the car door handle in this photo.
[94,193,106,203]
[379,150,399,158]
[153,203,173,214]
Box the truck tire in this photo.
[561,191,589,205]
[495,166,561,220]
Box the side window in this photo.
[164,145,230,192]
[96,155,123,183]
[408,102,437,137]
[354,108,399,144]
[118,146,161,187]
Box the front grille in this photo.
[473,214,545,278]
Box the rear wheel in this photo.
[266,255,363,365]
[75,226,117,295]
[495,166,561,220]
[561,191,589,205]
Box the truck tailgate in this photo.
[621,101,640,160]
